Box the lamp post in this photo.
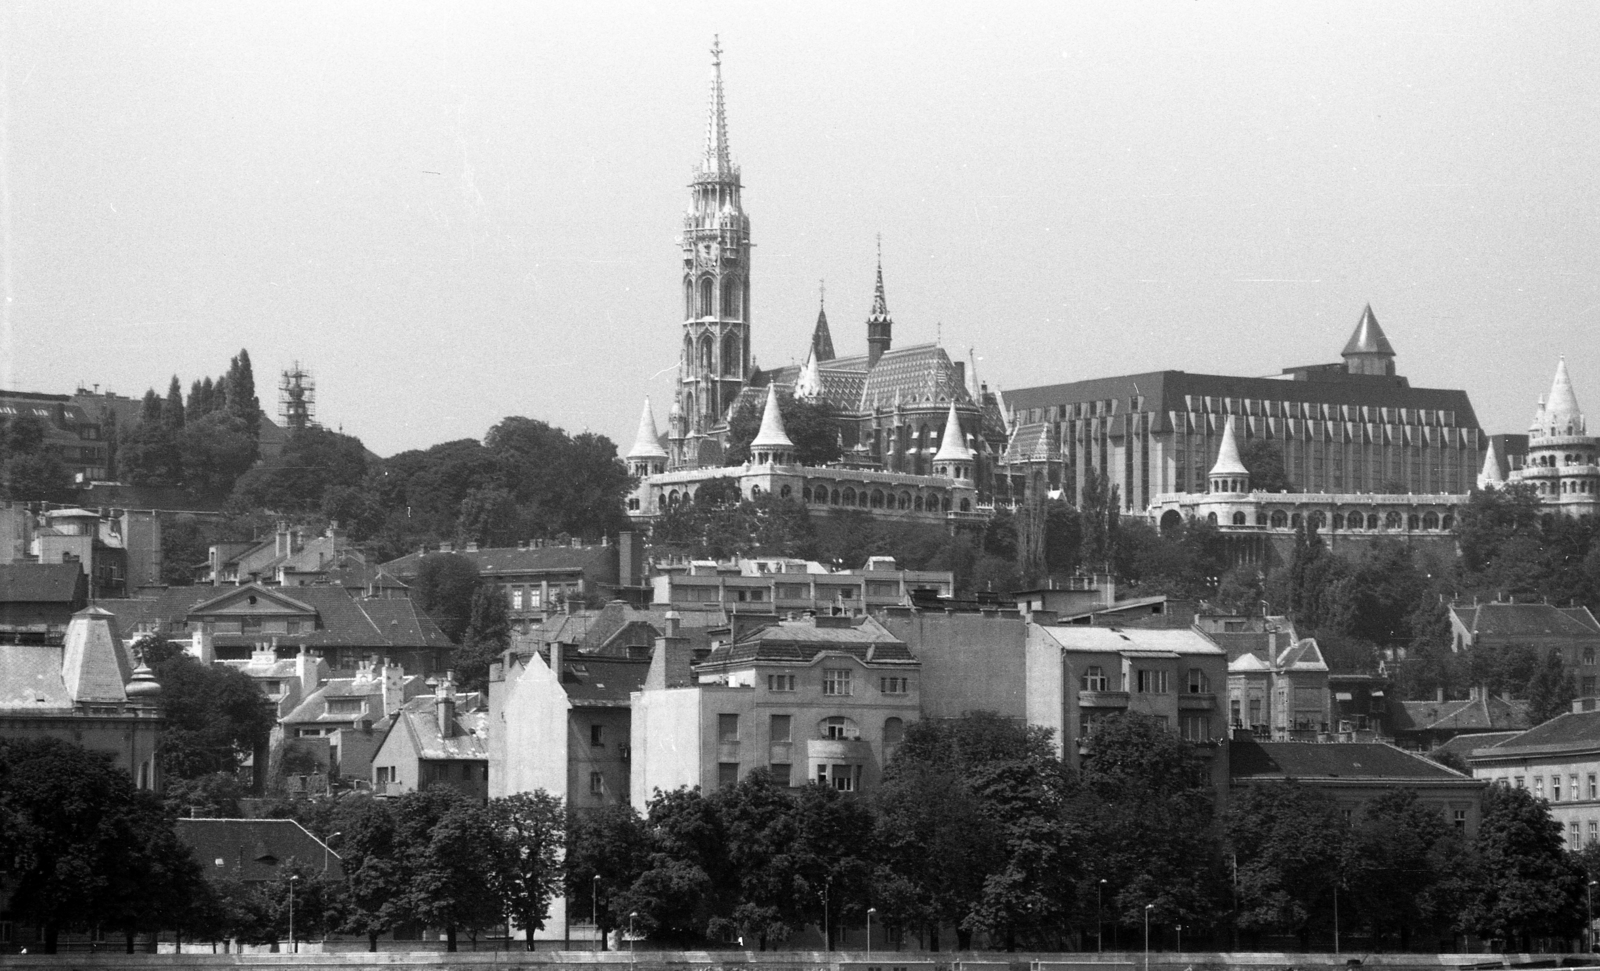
[288,874,300,955]
[593,876,601,952]
[1176,925,1182,954]
[629,912,638,958]
[1143,904,1152,971]
[1589,880,1597,952]
[867,907,877,956]
[324,832,341,873]
[823,879,831,952]
[1097,879,1106,954]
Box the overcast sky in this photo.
[4,2,1598,457]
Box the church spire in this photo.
[811,280,836,362]
[701,36,733,178]
[867,236,893,367]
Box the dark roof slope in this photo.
[559,656,650,705]
[176,818,342,882]
[1474,710,1600,758]
[1231,740,1469,782]
[381,544,616,581]
[0,563,86,603]
[1431,731,1522,762]
[704,618,914,666]
[1452,602,1600,639]
[94,584,451,650]
[1393,695,1530,733]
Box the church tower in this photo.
[670,37,752,470]
[866,242,893,367]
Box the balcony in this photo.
[1077,690,1130,709]
[807,738,873,762]
[1178,693,1218,710]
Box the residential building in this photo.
[1467,709,1600,847]
[631,614,920,804]
[651,554,953,614]
[9,505,163,598]
[0,562,88,638]
[1448,600,1600,688]
[874,599,1030,721]
[1024,623,1231,789]
[382,533,644,630]
[1497,358,1600,517]
[1001,306,1483,513]
[1225,633,1333,740]
[98,581,452,673]
[220,644,329,719]
[1392,689,1531,752]
[371,676,489,802]
[0,606,164,790]
[0,390,109,481]
[1231,738,1486,836]
[279,657,421,783]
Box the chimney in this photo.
[465,541,479,553]
[276,521,291,558]
[296,644,320,701]
[435,672,457,739]
[1436,685,1445,703]
[646,611,692,689]
[380,659,405,716]
[549,642,564,682]
[620,530,643,589]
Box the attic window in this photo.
[248,595,258,605]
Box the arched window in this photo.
[698,334,714,374]
[898,492,911,509]
[831,489,841,505]
[1270,510,1288,529]
[698,277,714,317]
[1366,514,1379,530]
[1423,512,1440,530]
[656,493,665,511]
[914,495,925,511]
[942,497,952,511]
[1232,512,1247,525]
[1291,513,1303,528]
[750,485,761,498]
[684,280,694,319]
[1407,514,1420,530]
[1332,514,1345,530]
[871,490,885,508]
[819,716,860,740]
[722,277,741,320]
[1385,511,1402,529]
[1309,511,1326,529]
[802,487,813,503]
[1207,512,1218,525]
[859,491,870,508]
[668,490,681,506]
[960,498,971,511]
[722,332,740,376]
[780,485,792,499]
[1161,510,1184,534]
[842,487,856,506]
[1442,514,1454,530]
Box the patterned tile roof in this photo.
[1004,423,1055,464]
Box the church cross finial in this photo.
[819,279,825,307]
[703,36,732,175]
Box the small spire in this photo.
[933,402,974,465]
[750,384,794,452]
[627,398,668,460]
[869,237,889,319]
[1209,417,1249,479]
[1478,438,1504,488]
[1543,356,1584,431]
[795,348,825,400]
[702,36,732,177]
[811,281,836,362]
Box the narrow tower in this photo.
[279,363,316,432]
[671,37,752,470]
[866,239,893,367]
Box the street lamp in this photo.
[1176,924,1182,954]
[1143,903,1152,971]
[822,878,831,952]
[289,874,300,955]
[324,832,341,873]
[1589,880,1597,952]
[593,876,601,952]
[1097,879,1106,954]
[629,911,638,957]
[867,907,877,956]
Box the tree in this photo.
[1239,440,1294,493]
[1464,782,1586,949]
[180,411,260,494]
[1344,788,1471,949]
[621,786,737,944]
[1,410,75,502]
[1528,649,1578,726]
[455,582,512,693]
[335,795,409,950]
[151,650,276,780]
[231,426,369,512]
[1457,483,1545,575]
[1042,500,1083,576]
[1225,781,1344,946]
[0,738,203,953]
[408,791,507,950]
[489,791,567,948]
[1079,465,1121,571]
[163,771,247,819]
[225,348,262,439]
[164,375,187,430]
[412,552,480,642]
[565,804,652,950]
[724,389,842,467]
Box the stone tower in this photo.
[670,37,752,470]
[866,242,893,367]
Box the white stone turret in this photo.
[1478,438,1504,489]
[1208,418,1250,494]
[1533,357,1586,437]
[627,398,669,477]
[932,402,973,481]
[749,384,794,466]
[795,348,824,401]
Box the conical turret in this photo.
[1540,357,1585,436]
[933,402,974,481]
[1478,437,1504,489]
[1208,418,1250,493]
[627,398,668,476]
[795,349,825,401]
[1342,304,1397,376]
[750,384,794,465]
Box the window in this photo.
[1587,647,1596,666]
[1573,774,1581,801]
[512,588,524,610]
[717,762,739,788]
[590,724,604,747]
[590,771,604,795]
[769,763,791,786]
[1572,821,1582,844]
[1536,777,1545,798]
[1081,665,1107,691]
[1586,676,1598,696]
[286,619,301,634]
[1187,669,1209,694]
[823,668,853,696]
[1136,669,1169,694]
[818,764,858,792]
[242,616,261,632]
[1554,776,1563,802]
[880,677,909,695]
[1515,775,1526,789]
[1590,774,1597,800]
[1181,714,1209,741]
[823,716,859,740]
[1591,820,1598,844]
[770,714,791,742]
[529,589,542,609]
[1230,699,1242,727]
[718,714,740,743]
[1455,809,1467,831]
[767,673,795,692]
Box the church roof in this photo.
[1342,304,1395,357]
[750,384,794,450]
[932,402,974,464]
[1209,417,1249,477]
[811,303,836,362]
[755,343,973,417]
[1004,422,1055,464]
[627,398,669,460]
[868,255,891,322]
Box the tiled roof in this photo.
[559,656,651,705]
[754,345,972,416]
[703,617,913,666]
[1452,602,1600,639]
[280,673,419,726]
[1470,710,1600,758]
[1037,625,1226,657]
[388,696,490,761]
[1004,423,1054,464]
[1431,731,1522,761]
[1565,608,1600,634]
[1393,696,1530,733]
[1276,639,1328,672]
[1210,632,1275,664]
[1004,369,1480,437]
[61,607,132,703]
[381,544,616,581]
[0,643,72,709]
[175,819,342,882]
[1231,740,1470,782]
[94,585,450,650]
[0,563,85,603]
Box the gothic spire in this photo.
[811,280,836,362]
[701,36,733,178]
[869,237,890,319]
[867,236,893,366]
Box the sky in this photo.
[3,1,1599,458]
